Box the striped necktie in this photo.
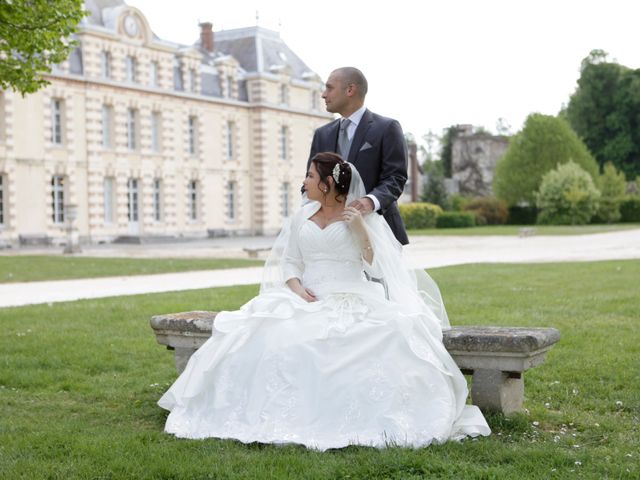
[338,118,352,158]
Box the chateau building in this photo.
[0,0,330,245]
[450,125,509,197]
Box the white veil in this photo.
[260,162,451,330]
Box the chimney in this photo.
[200,22,214,52]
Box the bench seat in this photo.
[150,311,560,415]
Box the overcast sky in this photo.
[127,0,640,145]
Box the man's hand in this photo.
[348,197,374,214]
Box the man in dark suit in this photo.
[309,67,409,245]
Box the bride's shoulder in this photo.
[292,202,321,225]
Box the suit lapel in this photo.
[326,119,341,153]
[348,109,373,164]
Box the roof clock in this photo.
[124,14,139,37]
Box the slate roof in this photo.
[211,27,318,81]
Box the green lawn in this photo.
[1,261,638,479]
[409,223,640,236]
[0,256,262,283]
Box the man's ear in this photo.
[345,83,355,97]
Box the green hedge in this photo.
[507,205,538,225]
[620,196,640,222]
[399,202,443,229]
[436,211,475,228]
[463,197,509,225]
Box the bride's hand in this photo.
[299,288,317,302]
[343,206,366,231]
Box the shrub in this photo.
[463,197,509,225]
[494,113,599,206]
[506,205,538,225]
[399,202,443,229]
[536,161,601,225]
[436,212,475,228]
[448,194,469,212]
[619,196,640,222]
[595,162,627,223]
[421,169,450,209]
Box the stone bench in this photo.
[518,227,536,238]
[242,247,271,258]
[150,311,560,416]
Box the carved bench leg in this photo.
[470,369,524,415]
[174,347,198,374]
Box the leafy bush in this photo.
[399,203,443,229]
[436,212,475,228]
[448,194,469,212]
[594,162,627,223]
[421,169,450,209]
[463,197,509,225]
[536,161,601,225]
[494,113,599,206]
[506,205,538,225]
[619,196,640,222]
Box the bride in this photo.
[158,152,490,450]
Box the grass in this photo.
[409,223,640,236]
[0,256,263,284]
[0,260,638,479]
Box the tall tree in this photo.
[493,113,599,206]
[566,50,640,178]
[439,125,462,178]
[0,0,86,95]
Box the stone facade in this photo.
[451,125,509,197]
[0,0,330,245]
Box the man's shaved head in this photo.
[333,67,368,99]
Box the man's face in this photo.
[322,71,349,115]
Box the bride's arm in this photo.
[283,212,317,302]
[343,206,374,265]
[285,278,317,302]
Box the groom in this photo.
[308,67,409,245]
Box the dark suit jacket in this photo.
[309,109,409,245]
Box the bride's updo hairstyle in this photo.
[311,152,352,201]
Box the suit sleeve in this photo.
[308,129,321,171]
[369,120,408,213]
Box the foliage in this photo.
[595,162,627,223]
[493,113,599,206]
[536,161,600,225]
[2,262,639,479]
[0,0,86,95]
[421,162,450,209]
[439,125,463,178]
[399,202,442,229]
[448,194,469,212]
[462,197,509,225]
[506,205,538,225]
[619,196,640,222]
[435,211,475,228]
[566,50,640,178]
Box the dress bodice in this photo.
[298,220,367,290]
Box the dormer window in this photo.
[226,75,234,99]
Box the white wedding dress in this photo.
[158,211,491,450]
